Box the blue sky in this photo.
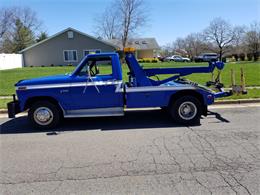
[1,0,259,45]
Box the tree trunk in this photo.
[253,52,259,61]
[219,51,222,61]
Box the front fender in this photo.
[16,88,69,111]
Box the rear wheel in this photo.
[169,96,202,125]
[28,101,61,129]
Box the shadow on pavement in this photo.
[1,110,181,134]
[0,109,229,134]
[207,111,230,123]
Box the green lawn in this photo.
[0,98,12,109]
[219,88,260,100]
[0,66,75,96]
[0,61,259,97]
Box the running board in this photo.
[64,107,124,118]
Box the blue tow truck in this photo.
[8,48,233,129]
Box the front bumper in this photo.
[7,100,21,118]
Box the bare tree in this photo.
[172,38,188,56]
[244,21,260,61]
[172,33,208,60]
[1,18,35,53]
[0,8,15,39]
[94,5,120,40]
[119,0,148,48]
[159,43,174,57]
[203,17,243,60]
[173,38,185,50]
[95,0,148,48]
[15,7,42,34]
[183,33,208,59]
[0,6,43,53]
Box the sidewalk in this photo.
[215,98,260,104]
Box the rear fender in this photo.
[168,89,209,116]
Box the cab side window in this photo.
[78,56,113,77]
[90,57,112,76]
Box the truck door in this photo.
[68,55,124,116]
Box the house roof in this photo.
[108,38,160,50]
[19,27,118,53]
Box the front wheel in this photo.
[169,96,202,125]
[28,101,61,129]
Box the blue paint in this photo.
[125,53,152,86]
[16,75,72,86]
[13,51,230,115]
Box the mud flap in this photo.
[7,101,20,118]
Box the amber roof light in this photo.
[123,47,136,53]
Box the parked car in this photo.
[194,53,218,62]
[165,55,191,62]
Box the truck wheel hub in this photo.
[34,107,53,125]
[178,102,197,120]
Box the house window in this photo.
[68,31,74,39]
[83,49,101,56]
[63,50,77,62]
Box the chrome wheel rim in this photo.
[178,101,197,120]
[33,107,53,126]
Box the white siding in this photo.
[0,54,23,70]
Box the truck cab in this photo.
[8,49,232,129]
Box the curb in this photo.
[1,98,260,114]
[215,98,260,104]
[0,109,8,114]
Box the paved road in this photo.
[0,105,260,195]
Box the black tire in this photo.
[169,96,202,125]
[28,101,61,129]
